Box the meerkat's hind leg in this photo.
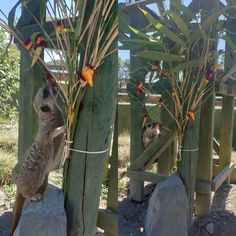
[51,125,66,140]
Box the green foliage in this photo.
[0,28,20,123]
[122,2,234,145]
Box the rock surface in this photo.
[145,174,188,236]
[13,185,67,236]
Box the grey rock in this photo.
[205,223,214,234]
[13,185,67,236]
[145,174,188,236]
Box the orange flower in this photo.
[56,21,62,33]
[76,65,95,87]
[214,63,221,71]
[82,65,95,87]
[172,90,176,97]
[136,81,144,94]
[187,110,195,121]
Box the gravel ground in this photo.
[118,183,236,236]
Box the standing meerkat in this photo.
[142,122,161,148]
[10,84,65,236]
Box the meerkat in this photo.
[10,84,65,236]
[142,122,161,148]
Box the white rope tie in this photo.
[178,146,199,161]
[61,140,110,166]
[65,146,110,154]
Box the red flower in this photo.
[35,33,47,47]
[158,98,164,106]
[45,73,57,88]
[204,68,214,83]
[24,38,33,51]
[136,81,144,94]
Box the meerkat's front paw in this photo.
[51,125,66,139]
[29,193,42,202]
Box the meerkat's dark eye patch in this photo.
[40,106,51,112]
[43,88,50,99]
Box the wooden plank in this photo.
[97,209,118,235]
[106,110,118,212]
[213,137,220,155]
[144,132,177,170]
[211,162,235,191]
[195,179,212,195]
[127,169,168,183]
[130,128,176,170]
[103,108,118,236]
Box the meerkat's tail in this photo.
[10,190,25,236]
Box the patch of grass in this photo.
[49,170,63,188]
[100,184,108,201]
[2,184,16,207]
[0,127,18,153]
[118,179,128,197]
[0,151,17,186]
[118,132,130,168]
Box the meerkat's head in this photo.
[34,84,57,117]
[143,122,161,138]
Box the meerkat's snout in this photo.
[40,105,51,113]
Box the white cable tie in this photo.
[179,148,199,152]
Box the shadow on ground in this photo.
[0,211,12,236]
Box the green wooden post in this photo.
[195,0,220,216]
[16,0,45,161]
[64,12,118,234]
[104,110,118,236]
[195,92,214,216]
[219,2,236,178]
[178,111,200,230]
[128,6,146,202]
[219,96,234,170]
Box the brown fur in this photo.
[10,85,65,236]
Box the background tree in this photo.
[118,57,130,91]
[0,27,20,123]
